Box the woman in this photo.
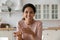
[14,3,42,40]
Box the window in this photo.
[51,4,58,19]
[35,4,41,19]
[35,4,58,20]
[43,4,49,19]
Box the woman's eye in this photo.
[30,11,33,14]
[24,11,34,14]
[25,11,28,13]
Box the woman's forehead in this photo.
[24,7,34,12]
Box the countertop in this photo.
[0,28,16,31]
[43,27,60,30]
[0,27,60,31]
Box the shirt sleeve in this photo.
[16,21,22,40]
[36,21,42,40]
[16,21,22,32]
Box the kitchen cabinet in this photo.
[35,4,60,20]
[42,27,60,40]
[0,28,16,40]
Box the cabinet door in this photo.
[42,30,60,40]
[0,31,15,40]
[35,4,59,20]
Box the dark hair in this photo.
[22,3,36,20]
[22,3,36,13]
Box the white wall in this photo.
[0,0,60,27]
[42,20,60,27]
[0,12,60,27]
[0,0,22,10]
[0,12,22,27]
[22,0,60,5]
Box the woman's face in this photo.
[23,7,35,21]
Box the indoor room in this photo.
[0,0,60,40]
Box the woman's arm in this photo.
[37,21,42,40]
[22,27,35,37]
[15,22,22,40]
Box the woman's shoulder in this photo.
[18,20,24,25]
[34,20,42,28]
[34,20,42,24]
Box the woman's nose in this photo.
[28,13,31,16]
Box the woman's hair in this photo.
[22,3,36,13]
[22,3,36,20]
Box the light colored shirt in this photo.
[17,20,42,40]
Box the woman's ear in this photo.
[33,14,35,17]
[22,13,24,17]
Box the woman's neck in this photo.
[24,19,34,25]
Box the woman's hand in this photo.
[22,27,35,37]
[14,31,22,37]
[22,27,32,34]
[14,31,22,40]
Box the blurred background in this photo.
[0,0,60,40]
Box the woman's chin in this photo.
[26,19,31,21]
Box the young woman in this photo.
[14,3,42,40]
